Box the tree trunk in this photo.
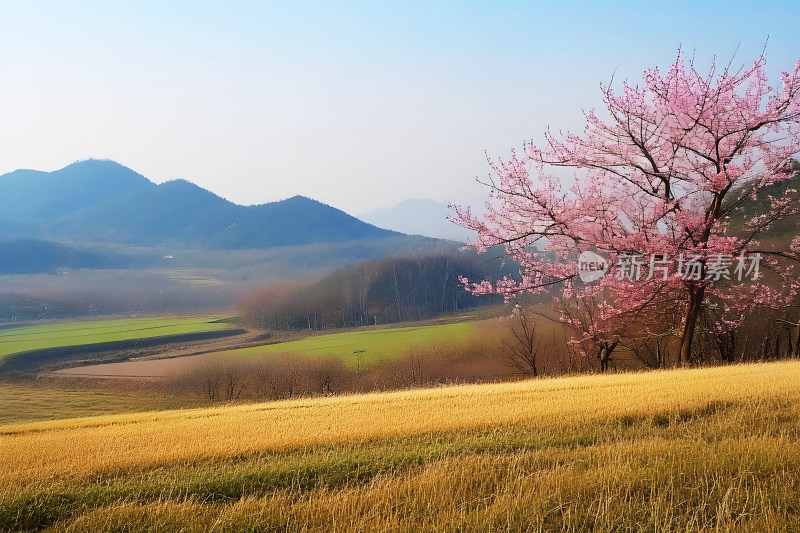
[792,321,800,359]
[597,339,619,373]
[598,347,609,372]
[678,285,705,366]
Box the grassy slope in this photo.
[1,360,799,531]
[0,382,203,426]
[0,317,230,365]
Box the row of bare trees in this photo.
[170,338,519,403]
[175,312,640,406]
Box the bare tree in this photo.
[629,333,673,369]
[196,360,221,402]
[501,308,547,377]
[221,362,247,401]
[308,356,350,395]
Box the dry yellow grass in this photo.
[2,361,799,531]
[2,361,797,487]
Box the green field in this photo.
[0,317,231,366]
[216,321,479,367]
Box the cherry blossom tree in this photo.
[452,50,800,366]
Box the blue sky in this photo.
[1,1,798,213]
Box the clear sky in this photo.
[1,0,798,214]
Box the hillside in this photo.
[238,246,509,330]
[0,239,141,274]
[2,361,798,531]
[0,160,401,248]
[727,160,800,245]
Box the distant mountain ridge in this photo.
[0,160,401,248]
[358,198,476,242]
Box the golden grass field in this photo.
[2,360,799,531]
[0,381,203,425]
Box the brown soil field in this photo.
[54,355,202,377]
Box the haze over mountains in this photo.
[0,159,483,318]
[359,198,476,242]
[0,160,469,278]
[0,159,403,248]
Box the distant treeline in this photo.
[238,248,509,330]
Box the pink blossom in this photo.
[451,49,800,363]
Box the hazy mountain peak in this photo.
[359,198,475,242]
[61,158,138,172]
[55,159,153,187]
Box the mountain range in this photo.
[359,198,477,242]
[0,159,401,249]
